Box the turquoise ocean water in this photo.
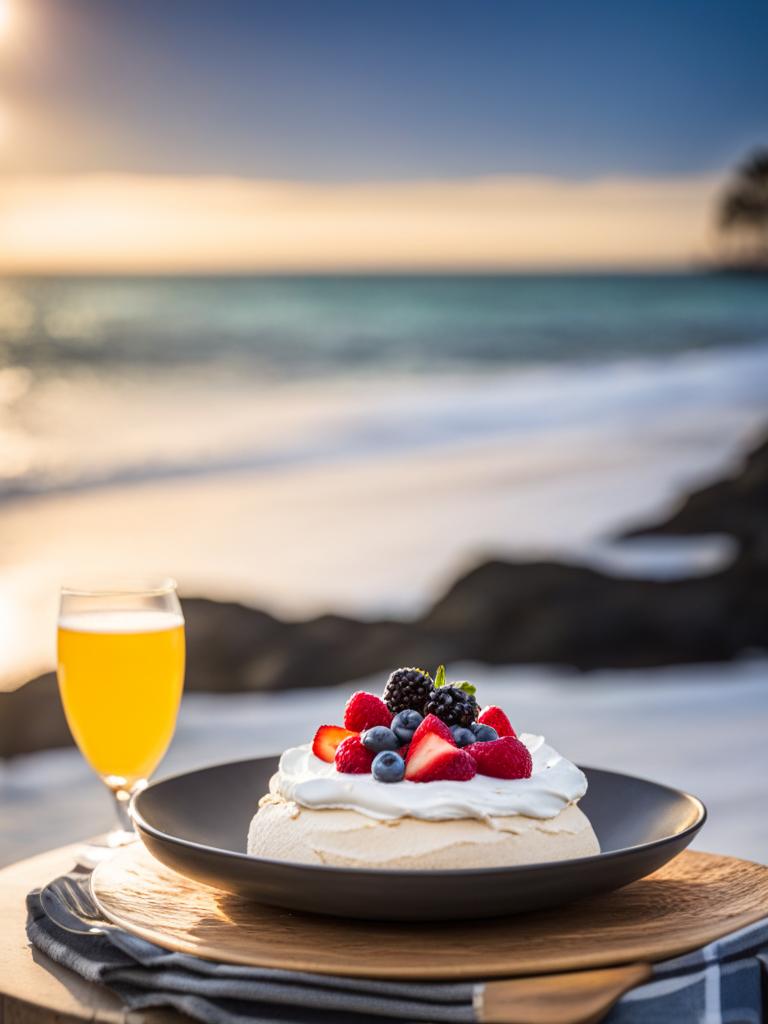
[0,272,766,500]
[3,273,768,370]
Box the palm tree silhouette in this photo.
[718,149,768,269]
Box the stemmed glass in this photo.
[56,578,185,863]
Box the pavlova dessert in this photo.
[248,666,599,869]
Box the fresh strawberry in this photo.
[344,691,392,732]
[335,735,375,774]
[478,705,516,738]
[312,725,357,763]
[405,715,473,783]
[466,736,532,779]
[408,712,455,748]
[405,731,476,782]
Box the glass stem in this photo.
[111,785,137,835]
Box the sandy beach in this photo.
[1,339,766,690]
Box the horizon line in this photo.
[0,264,721,279]
[0,170,726,273]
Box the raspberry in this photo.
[344,691,392,732]
[334,735,375,774]
[466,736,532,779]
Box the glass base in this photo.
[75,828,138,869]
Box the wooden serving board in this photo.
[93,845,768,980]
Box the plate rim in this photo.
[131,755,707,878]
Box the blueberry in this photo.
[361,726,400,753]
[391,709,423,743]
[372,750,405,783]
[470,723,499,743]
[451,725,476,747]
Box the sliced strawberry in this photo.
[344,691,392,732]
[408,713,455,750]
[405,731,476,782]
[312,724,357,763]
[335,735,375,774]
[478,705,516,738]
[466,736,532,779]
[404,714,455,781]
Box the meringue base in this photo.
[247,797,600,869]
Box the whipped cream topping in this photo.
[270,734,587,822]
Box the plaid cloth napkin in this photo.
[26,871,768,1024]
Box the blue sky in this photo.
[1,0,764,270]
[3,0,768,179]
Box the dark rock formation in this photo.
[623,434,768,559]
[0,674,68,761]
[2,430,766,759]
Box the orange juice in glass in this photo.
[57,578,185,859]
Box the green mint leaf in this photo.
[453,680,477,696]
[434,666,476,696]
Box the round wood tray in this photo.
[92,844,768,980]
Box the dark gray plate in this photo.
[131,757,706,920]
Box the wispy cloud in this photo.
[0,172,724,273]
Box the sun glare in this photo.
[0,0,11,38]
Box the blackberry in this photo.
[424,685,478,728]
[383,667,434,715]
